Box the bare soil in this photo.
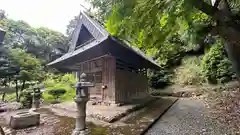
[200,82,240,134]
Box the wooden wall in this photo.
[75,55,148,104]
[102,56,116,103]
[115,69,148,104]
[76,55,116,102]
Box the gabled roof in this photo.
[48,11,160,69]
[68,11,108,52]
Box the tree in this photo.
[87,0,122,22]
[0,15,69,63]
[0,9,7,20]
[66,16,79,36]
[9,48,45,102]
[0,27,20,101]
[34,27,68,62]
[90,0,240,80]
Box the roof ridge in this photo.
[81,11,109,37]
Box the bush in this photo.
[174,57,204,85]
[43,73,77,103]
[201,41,235,84]
[48,89,66,101]
[148,68,173,89]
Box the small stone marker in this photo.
[9,111,40,129]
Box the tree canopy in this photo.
[0,10,69,101]
[87,0,240,79]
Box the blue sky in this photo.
[0,0,90,34]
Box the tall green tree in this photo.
[9,48,45,101]
[90,0,240,79]
[34,27,68,62]
[0,12,69,63]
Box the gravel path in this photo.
[145,98,233,135]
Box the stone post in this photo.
[72,73,94,135]
[31,88,40,112]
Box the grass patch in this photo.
[4,93,16,102]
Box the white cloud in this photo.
[0,0,90,34]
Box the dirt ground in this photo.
[0,97,177,135]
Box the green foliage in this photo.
[0,15,68,62]
[148,69,173,89]
[20,89,33,108]
[20,88,42,108]
[43,73,77,103]
[66,16,78,36]
[4,93,16,101]
[48,89,66,101]
[201,41,235,84]
[174,57,204,85]
[9,48,45,82]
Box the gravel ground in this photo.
[145,98,234,135]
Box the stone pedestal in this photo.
[72,73,94,135]
[72,95,89,135]
[31,89,40,111]
[9,111,40,129]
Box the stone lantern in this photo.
[72,73,94,135]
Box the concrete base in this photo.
[72,128,90,135]
[9,111,40,129]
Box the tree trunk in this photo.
[21,80,25,91]
[224,42,240,76]
[193,0,240,79]
[15,80,19,102]
[1,92,5,102]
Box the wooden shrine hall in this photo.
[48,11,160,104]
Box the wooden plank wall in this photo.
[102,56,116,103]
[75,55,116,103]
[115,69,148,104]
[76,57,104,100]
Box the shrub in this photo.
[174,56,204,85]
[48,89,66,101]
[43,73,77,103]
[148,68,173,89]
[201,41,235,84]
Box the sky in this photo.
[0,0,90,34]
